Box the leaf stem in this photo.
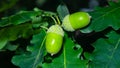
[105,38,120,68]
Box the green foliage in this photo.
[0,9,54,50]
[0,1,120,68]
[12,30,46,68]
[85,31,120,68]
[0,23,33,49]
[81,2,120,32]
[0,11,42,27]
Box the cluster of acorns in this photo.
[45,12,91,56]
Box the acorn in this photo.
[45,25,64,56]
[62,12,91,32]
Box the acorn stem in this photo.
[56,16,61,25]
[51,16,58,25]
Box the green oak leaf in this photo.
[57,4,70,21]
[81,2,120,33]
[0,23,33,50]
[0,11,42,27]
[85,31,120,68]
[12,30,46,68]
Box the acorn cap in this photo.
[62,15,75,32]
[47,25,64,36]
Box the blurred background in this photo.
[0,0,110,17]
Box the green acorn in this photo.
[45,25,64,56]
[62,12,91,31]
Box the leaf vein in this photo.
[105,38,120,68]
[93,7,120,23]
[32,31,46,68]
[64,46,67,68]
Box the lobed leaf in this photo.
[0,11,42,27]
[86,31,120,68]
[81,2,120,32]
[57,4,70,21]
[0,23,33,50]
[12,30,46,68]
